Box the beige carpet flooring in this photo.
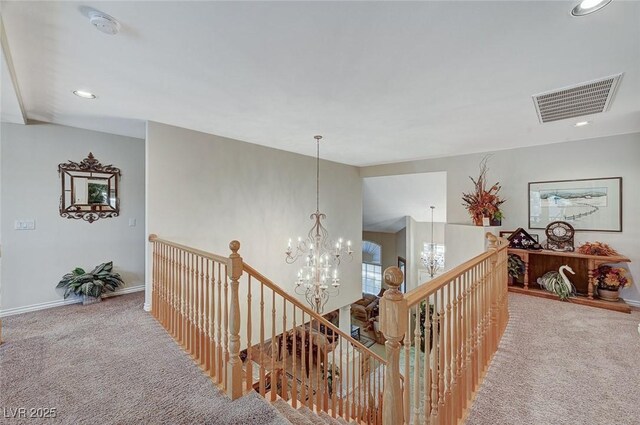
[0,293,288,425]
[466,293,640,425]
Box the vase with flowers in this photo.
[462,157,506,226]
[594,265,629,301]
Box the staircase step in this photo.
[272,399,314,425]
[318,411,342,425]
[297,406,326,425]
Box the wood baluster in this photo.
[188,252,194,357]
[403,306,410,423]
[246,276,253,391]
[200,257,206,368]
[424,295,431,425]
[438,288,445,425]
[430,291,439,425]
[323,324,328,412]
[217,263,223,384]
[259,283,265,396]
[300,311,306,405]
[282,298,287,400]
[308,324,314,410]
[174,247,179,340]
[226,241,242,400]
[338,337,343,419]
[445,282,452,425]
[413,304,421,421]
[292,306,298,408]
[200,256,206,365]
[353,346,364,421]
[223,264,229,390]
[208,259,215,378]
[348,342,353,419]
[330,324,336,418]
[316,318,322,412]
[345,339,350,420]
[455,276,463,421]
[271,290,276,402]
[380,267,406,425]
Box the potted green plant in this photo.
[594,265,629,301]
[507,254,525,285]
[57,261,125,305]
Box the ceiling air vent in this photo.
[532,73,622,123]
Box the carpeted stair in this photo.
[272,399,351,425]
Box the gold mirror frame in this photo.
[58,153,121,223]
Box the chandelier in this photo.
[421,206,445,279]
[285,135,353,313]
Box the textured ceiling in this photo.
[2,1,639,165]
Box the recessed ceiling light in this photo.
[571,0,612,16]
[73,90,97,99]
[574,121,590,127]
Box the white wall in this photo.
[0,122,146,313]
[361,133,640,304]
[146,121,363,314]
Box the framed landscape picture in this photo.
[529,177,622,232]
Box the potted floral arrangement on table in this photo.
[594,265,629,301]
[508,254,525,285]
[462,157,506,226]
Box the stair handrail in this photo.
[148,235,229,263]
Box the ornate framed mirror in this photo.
[58,153,121,223]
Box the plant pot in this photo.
[598,288,620,302]
[82,294,102,305]
[508,275,515,286]
[473,216,484,226]
[490,218,502,226]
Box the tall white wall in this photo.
[0,123,146,313]
[145,121,363,314]
[361,132,640,304]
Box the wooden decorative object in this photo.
[545,221,575,252]
[507,247,631,313]
[58,153,121,223]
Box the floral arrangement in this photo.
[577,242,619,256]
[462,157,505,225]
[593,265,629,290]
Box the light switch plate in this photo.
[15,219,35,230]
[129,218,136,227]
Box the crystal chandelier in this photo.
[285,135,353,313]
[421,206,445,279]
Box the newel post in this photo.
[227,240,243,400]
[380,266,407,425]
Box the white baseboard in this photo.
[622,298,640,308]
[143,302,152,312]
[0,285,145,317]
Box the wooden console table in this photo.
[508,248,631,313]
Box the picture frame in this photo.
[528,177,622,232]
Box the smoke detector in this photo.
[88,11,120,35]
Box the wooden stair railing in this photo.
[148,233,509,425]
[148,235,387,424]
[380,233,509,425]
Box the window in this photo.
[362,241,382,295]
[362,262,382,295]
